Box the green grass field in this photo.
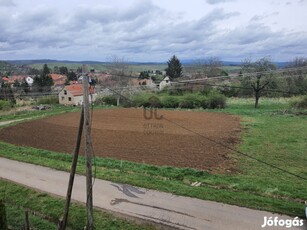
[0,180,155,230]
[0,97,306,228]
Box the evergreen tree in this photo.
[33,64,53,92]
[165,55,183,79]
[59,66,68,75]
[42,64,50,75]
[20,80,30,94]
[67,71,77,81]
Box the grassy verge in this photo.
[0,105,78,122]
[0,98,306,218]
[0,179,155,230]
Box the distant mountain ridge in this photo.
[2,59,289,68]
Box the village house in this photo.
[50,74,67,91]
[159,76,171,90]
[1,75,34,87]
[58,84,96,105]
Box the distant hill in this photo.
[0,61,28,75]
[5,59,106,65]
[3,59,289,68]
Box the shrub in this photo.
[161,96,179,108]
[218,83,240,97]
[0,100,11,110]
[36,96,59,105]
[206,92,227,109]
[131,93,161,108]
[179,94,202,109]
[168,88,186,96]
[199,97,210,109]
[147,96,162,108]
[96,95,118,106]
[290,96,307,109]
[131,94,149,107]
[200,85,213,96]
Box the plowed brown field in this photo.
[0,108,241,170]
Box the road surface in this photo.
[0,157,305,230]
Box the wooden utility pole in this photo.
[24,211,30,230]
[83,74,94,229]
[59,107,84,230]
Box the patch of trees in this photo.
[67,71,77,81]
[33,64,53,92]
[186,57,227,78]
[139,71,150,79]
[215,56,307,108]
[0,82,16,106]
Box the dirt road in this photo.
[0,157,305,230]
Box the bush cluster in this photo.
[0,100,11,110]
[36,96,59,105]
[96,95,118,106]
[127,91,226,109]
[290,96,307,109]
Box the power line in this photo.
[161,116,307,181]
[92,88,307,182]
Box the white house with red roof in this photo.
[58,84,96,105]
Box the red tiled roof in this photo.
[64,83,95,96]
[50,74,66,81]
[65,84,83,96]
[50,74,67,86]
[2,75,26,84]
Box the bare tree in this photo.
[241,57,277,108]
[106,55,132,105]
[106,55,131,86]
[286,57,307,68]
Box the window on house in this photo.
[64,90,67,95]
[166,80,169,83]
[68,97,72,101]
[61,96,64,101]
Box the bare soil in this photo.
[0,108,241,171]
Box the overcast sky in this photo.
[0,0,306,62]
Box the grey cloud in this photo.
[250,12,279,22]
[0,0,15,7]
[210,23,307,61]
[206,0,237,5]
[0,0,306,62]
[194,8,239,29]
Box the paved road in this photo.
[0,157,305,230]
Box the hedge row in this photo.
[99,92,227,109]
